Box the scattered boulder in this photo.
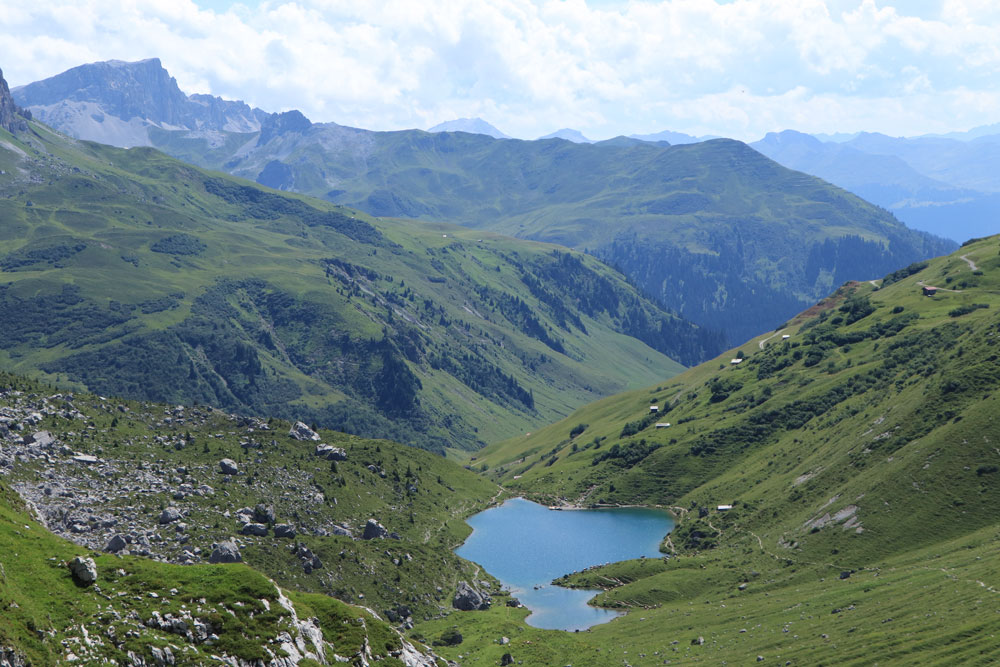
[27,431,55,448]
[288,421,320,441]
[362,518,389,540]
[105,534,129,553]
[501,653,514,666]
[68,556,98,585]
[158,507,182,524]
[839,571,852,580]
[273,524,296,539]
[691,636,705,646]
[330,524,353,538]
[253,503,275,524]
[209,541,242,564]
[219,459,239,475]
[295,544,323,574]
[315,444,348,461]
[241,523,268,536]
[452,581,490,611]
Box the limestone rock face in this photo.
[0,68,29,134]
[452,581,490,611]
[68,556,98,584]
[209,541,242,564]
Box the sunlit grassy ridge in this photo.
[421,235,1000,664]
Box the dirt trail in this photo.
[758,329,784,350]
[961,254,979,271]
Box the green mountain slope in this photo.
[426,235,1000,664]
[15,58,953,345]
[0,119,720,453]
[153,120,954,345]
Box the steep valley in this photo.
[0,112,720,455]
[1,61,998,667]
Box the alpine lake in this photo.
[455,497,674,631]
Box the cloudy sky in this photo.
[1,0,998,140]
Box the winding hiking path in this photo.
[758,329,785,350]
[961,254,979,271]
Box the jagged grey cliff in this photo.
[12,58,266,146]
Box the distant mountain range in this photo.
[12,58,956,345]
[428,117,511,139]
[751,130,1000,243]
[538,128,593,143]
[629,129,718,144]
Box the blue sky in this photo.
[3,1,999,140]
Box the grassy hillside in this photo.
[0,120,719,453]
[147,122,953,345]
[415,235,1000,664]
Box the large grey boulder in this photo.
[288,421,320,441]
[452,581,490,611]
[158,507,182,524]
[68,556,98,585]
[273,523,296,538]
[27,431,55,448]
[218,458,239,475]
[209,541,242,564]
[241,523,268,536]
[105,534,129,553]
[361,518,389,540]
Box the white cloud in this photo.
[1,0,1000,140]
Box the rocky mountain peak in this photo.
[11,58,267,142]
[0,67,30,133]
[258,109,312,145]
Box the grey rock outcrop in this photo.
[288,421,320,441]
[452,581,490,611]
[241,523,268,536]
[273,523,296,538]
[11,58,266,142]
[0,68,29,134]
[209,541,242,564]
[0,647,27,667]
[218,458,239,475]
[315,444,347,461]
[68,556,98,584]
[362,518,389,540]
[253,503,275,524]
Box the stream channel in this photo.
[455,497,674,631]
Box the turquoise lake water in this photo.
[455,497,673,631]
